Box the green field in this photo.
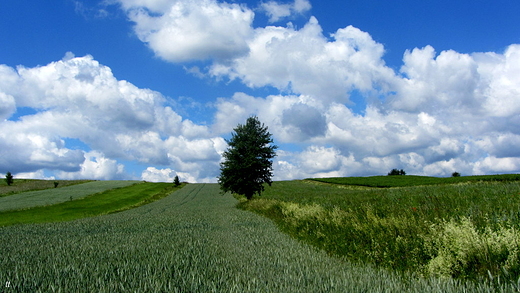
[0,183,505,292]
[0,180,140,212]
[309,174,520,188]
[0,179,92,197]
[0,181,182,226]
[238,177,520,283]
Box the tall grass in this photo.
[238,180,520,284]
[0,184,507,292]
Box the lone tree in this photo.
[173,175,181,187]
[5,171,13,186]
[218,116,277,200]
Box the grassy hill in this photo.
[0,179,92,197]
[0,180,140,212]
[239,176,520,283]
[308,174,520,188]
[0,181,183,227]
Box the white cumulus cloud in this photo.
[120,0,254,62]
[0,54,225,182]
[57,151,127,180]
[260,0,311,23]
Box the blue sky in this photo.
[1,0,519,182]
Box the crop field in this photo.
[0,181,181,227]
[0,179,92,197]
[0,183,507,292]
[309,174,520,188]
[0,180,140,212]
[238,177,520,285]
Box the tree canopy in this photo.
[218,116,277,200]
[388,169,406,176]
[5,171,13,186]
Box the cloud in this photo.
[4,1,520,181]
[210,17,395,104]
[119,0,254,62]
[0,92,15,120]
[0,54,225,182]
[141,167,176,182]
[298,146,341,173]
[57,151,127,180]
[212,92,329,143]
[14,170,56,180]
[479,45,520,117]
[0,128,85,174]
[260,0,311,23]
[391,46,482,114]
[141,167,197,183]
[281,102,327,140]
[209,43,520,179]
[473,156,520,175]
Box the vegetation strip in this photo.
[237,179,520,284]
[0,180,140,212]
[0,179,93,197]
[0,182,182,227]
[0,183,504,292]
[309,174,520,188]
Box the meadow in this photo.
[0,183,508,292]
[0,180,139,212]
[237,176,520,285]
[0,179,92,197]
[0,181,182,227]
[309,174,520,188]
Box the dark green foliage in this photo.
[452,172,461,177]
[388,168,406,176]
[218,116,277,200]
[54,181,59,188]
[5,171,13,186]
[173,175,180,187]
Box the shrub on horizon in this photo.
[173,175,180,187]
[388,169,406,176]
[5,171,13,186]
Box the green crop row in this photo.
[309,174,520,188]
[0,182,182,227]
[0,179,93,197]
[237,180,520,284]
[0,184,507,292]
[0,180,140,212]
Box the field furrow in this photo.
[0,184,505,292]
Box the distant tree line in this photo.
[387,169,462,177]
[388,169,406,176]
